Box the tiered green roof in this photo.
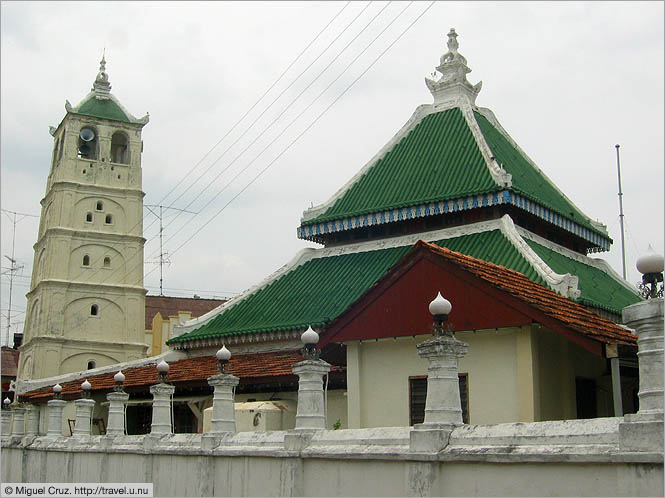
[171,229,599,345]
[298,30,611,251]
[525,240,640,314]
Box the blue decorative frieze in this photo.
[298,191,611,251]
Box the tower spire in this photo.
[425,28,482,106]
[92,52,112,99]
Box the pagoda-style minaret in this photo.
[19,57,150,381]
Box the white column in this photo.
[106,392,129,437]
[10,405,26,437]
[417,335,468,426]
[292,359,331,430]
[1,409,11,437]
[73,398,95,437]
[207,373,239,434]
[26,404,40,436]
[150,383,175,435]
[623,299,663,417]
[47,399,67,437]
[619,298,663,453]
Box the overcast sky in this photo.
[1,1,663,346]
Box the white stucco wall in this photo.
[346,328,522,428]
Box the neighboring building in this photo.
[1,346,19,403]
[145,295,225,356]
[18,57,150,380]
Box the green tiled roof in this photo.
[474,112,606,239]
[300,106,610,247]
[169,230,540,344]
[73,95,133,123]
[304,108,498,225]
[525,239,641,314]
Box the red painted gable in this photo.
[322,253,532,344]
[321,241,636,357]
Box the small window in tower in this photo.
[90,304,99,316]
[96,201,103,211]
[103,256,111,268]
[87,360,96,370]
[78,127,97,160]
[82,255,90,266]
[85,212,93,223]
[105,214,113,224]
[58,136,65,160]
[110,132,129,164]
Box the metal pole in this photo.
[5,212,17,347]
[615,144,627,280]
[159,205,164,296]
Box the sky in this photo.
[1,1,663,346]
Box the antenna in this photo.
[1,209,37,347]
[615,145,627,280]
[144,205,196,296]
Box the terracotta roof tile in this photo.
[20,350,343,402]
[145,295,225,330]
[415,240,636,346]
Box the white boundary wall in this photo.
[2,419,663,497]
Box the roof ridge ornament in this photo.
[425,28,482,107]
[92,52,112,100]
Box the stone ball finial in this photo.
[216,345,231,362]
[636,246,664,275]
[114,371,126,383]
[301,326,319,345]
[53,384,62,394]
[429,291,452,317]
[81,379,92,391]
[156,360,170,374]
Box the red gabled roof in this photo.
[145,295,225,330]
[322,240,636,353]
[20,350,344,402]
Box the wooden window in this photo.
[409,374,469,425]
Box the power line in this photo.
[33,2,434,338]
[46,3,361,299]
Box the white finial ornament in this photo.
[429,291,452,317]
[216,345,231,362]
[425,27,482,106]
[156,360,170,373]
[301,326,319,345]
[636,245,664,275]
[92,52,112,99]
[53,384,62,394]
[114,371,125,383]
[3,397,10,406]
[81,379,92,391]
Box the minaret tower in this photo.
[18,56,150,380]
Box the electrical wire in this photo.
[29,2,434,341]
